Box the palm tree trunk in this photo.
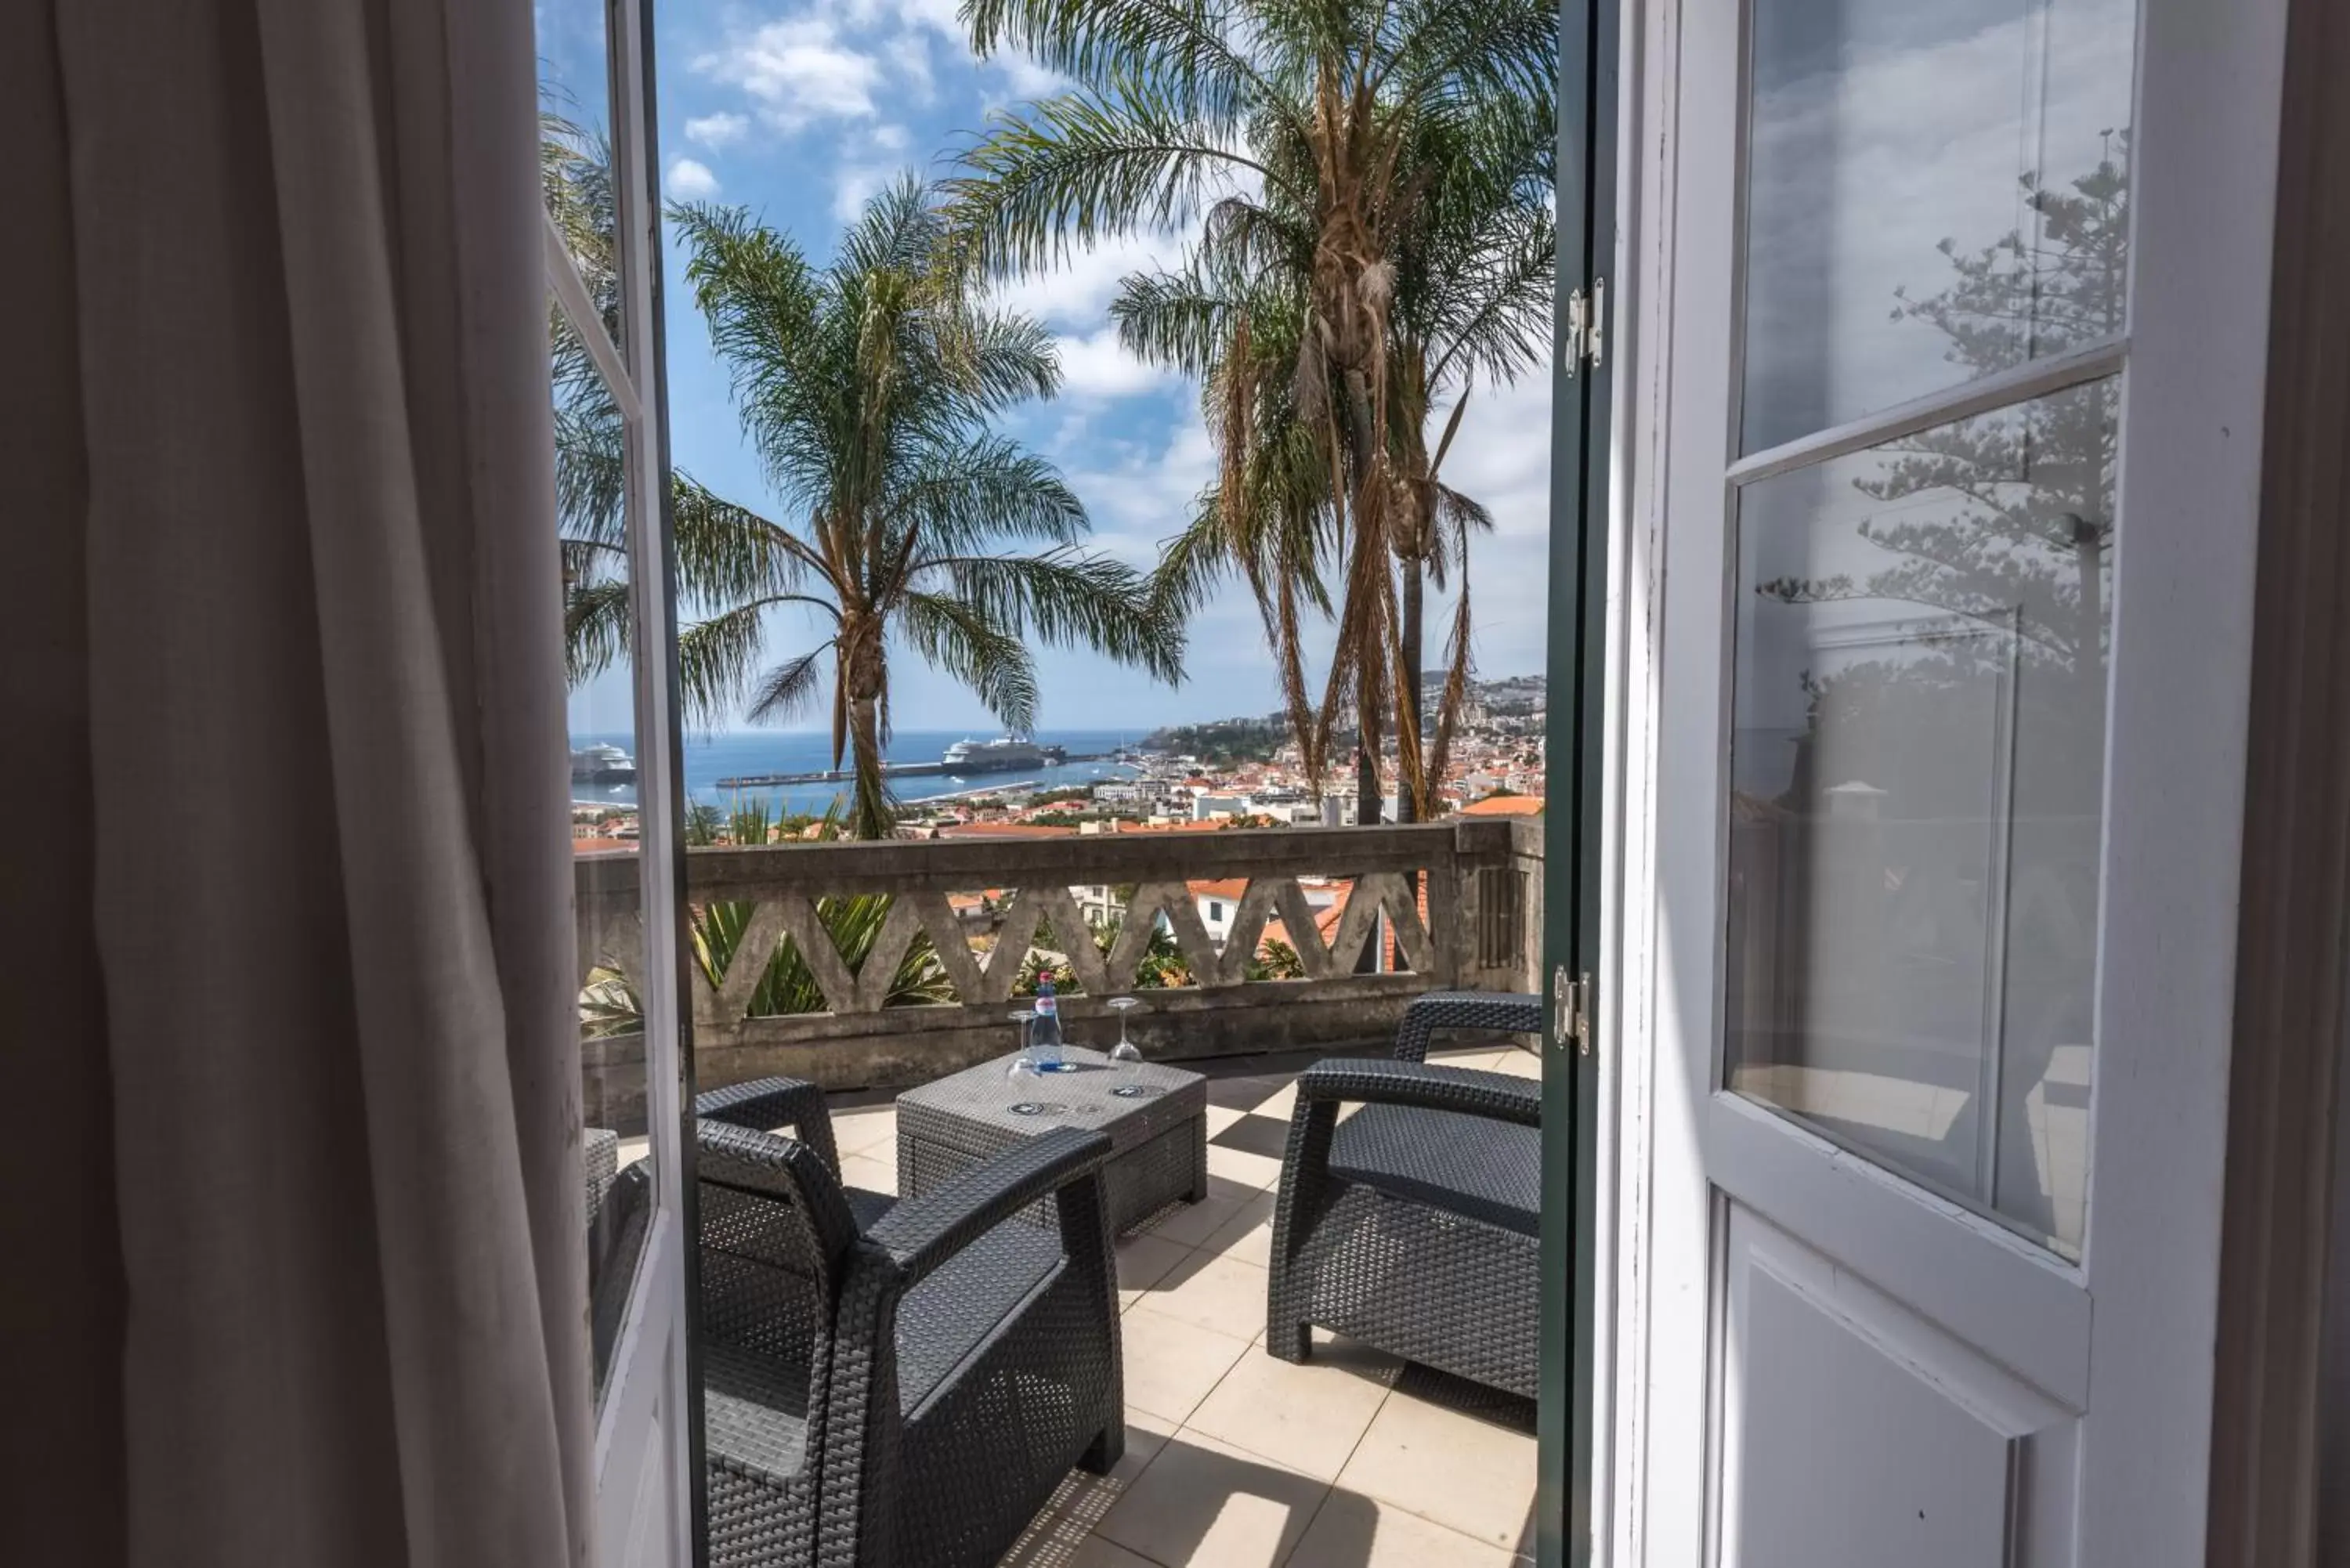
[848,693,891,840]
[1340,368,1387,831]
[1397,564,1423,824]
[1356,667,1384,829]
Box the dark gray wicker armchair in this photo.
[1267,991,1545,1400]
[693,1078,1124,1568]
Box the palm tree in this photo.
[546,111,838,738]
[562,175,1188,838]
[943,0,1555,821]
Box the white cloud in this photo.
[991,224,1200,329]
[683,111,750,149]
[666,157,723,200]
[1053,328,1178,399]
[696,18,883,132]
[1063,418,1216,558]
[992,52,1066,99]
[830,124,915,219]
[694,0,979,130]
[832,165,893,220]
[829,0,964,35]
[885,32,936,101]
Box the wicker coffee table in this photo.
[897,1046,1209,1237]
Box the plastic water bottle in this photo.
[1031,976,1065,1071]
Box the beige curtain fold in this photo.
[2,2,592,1564]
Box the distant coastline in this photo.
[568,728,1139,815]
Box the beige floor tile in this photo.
[1206,1142,1286,1192]
[1096,1430,1331,1568]
[1205,1104,1247,1136]
[1184,1339,1397,1481]
[996,1414,1177,1567]
[1141,1248,1269,1338]
[1337,1393,1537,1548]
[1117,1234,1194,1310]
[1286,1490,1517,1568]
[839,1146,897,1197]
[1489,1050,1542,1081]
[1253,1082,1300,1122]
[830,1106,898,1155]
[1120,1307,1253,1424]
[1198,1190,1277,1269]
[1144,1176,1260,1247]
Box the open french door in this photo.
[1611,0,2288,1563]
[1538,0,1621,1563]
[540,1,698,1564]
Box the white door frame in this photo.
[1599,0,2294,1561]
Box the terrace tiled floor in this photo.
[827,1041,1545,1568]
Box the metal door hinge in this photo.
[1564,276,1605,378]
[1553,966,1594,1056]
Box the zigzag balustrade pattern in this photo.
[575,818,1543,1096]
[696,870,1437,1021]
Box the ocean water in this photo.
[570,728,1143,815]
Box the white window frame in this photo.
[544,0,692,1562]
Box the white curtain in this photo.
[2,2,593,1564]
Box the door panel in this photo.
[1721,1206,2079,1568]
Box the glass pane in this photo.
[555,302,653,1402]
[540,0,623,356]
[1725,377,2116,1259]
[1740,0,2135,453]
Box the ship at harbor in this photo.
[569,742,637,784]
[940,735,1066,773]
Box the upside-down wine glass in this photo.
[1107,996,1149,1096]
[1007,1008,1039,1083]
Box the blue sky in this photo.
[548,0,1554,738]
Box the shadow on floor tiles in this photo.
[994,1463,1136,1568]
[996,1433,1386,1568]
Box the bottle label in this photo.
[1036,994,1057,1017]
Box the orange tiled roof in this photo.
[1462,794,1545,817]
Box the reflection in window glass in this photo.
[540,0,622,352]
[556,305,650,1405]
[1740,0,2135,453]
[1725,378,2117,1259]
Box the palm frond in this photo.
[675,605,777,727]
[673,472,812,612]
[564,577,632,686]
[898,591,1044,733]
[914,549,1188,683]
[880,435,1090,563]
[743,644,836,727]
[940,78,1292,278]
